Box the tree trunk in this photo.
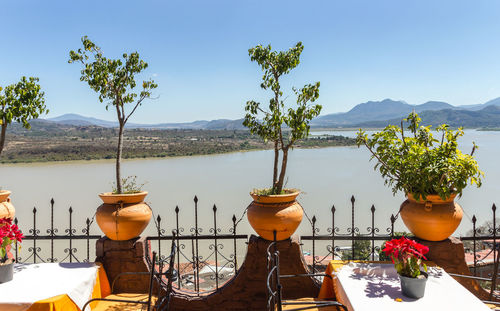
[0,123,6,156]
[275,147,289,194]
[115,123,124,194]
[272,141,279,191]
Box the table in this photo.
[319,260,491,311]
[0,262,110,311]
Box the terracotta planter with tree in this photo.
[0,77,47,219]
[69,36,158,241]
[243,42,321,241]
[357,112,483,241]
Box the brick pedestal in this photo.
[169,235,320,311]
[95,236,151,293]
[416,237,490,300]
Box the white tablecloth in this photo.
[334,262,491,311]
[0,262,98,311]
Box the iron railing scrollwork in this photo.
[12,195,500,293]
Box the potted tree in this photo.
[243,42,321,241]
[69,36,158,240]
[357,112,483,241]
[0,77,47,219]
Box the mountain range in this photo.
[45,97,500,129]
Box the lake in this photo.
[2,130,499,240]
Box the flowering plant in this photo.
[383,236,429,278]
[0,217,23,263]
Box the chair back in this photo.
[145,251,158,311]
[266,230,283,311]
[489,244,500,301]
[155,230,178,311]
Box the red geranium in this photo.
[0,217,24,263]
[383,236,428,278]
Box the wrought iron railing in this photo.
[146,196,249,294]
[13,199,101,263]
[11,196,499,294]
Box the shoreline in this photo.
[0,144,357,167]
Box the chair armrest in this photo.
[448,273,492,282]
[82,297,148,311]
[280,273,333,280]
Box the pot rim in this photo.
[250,189,300,204]
[98,191,148,204]
[0,190,11,202]
[407,193,456,203]
[398,270,428,279]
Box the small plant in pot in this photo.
[356,112,483,241]
[0,217,24,283]
[69,36,157,241]
[243,42,321,241]
[383,236,429,299]
[0,78,47,219]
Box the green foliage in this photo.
[340,239,372,260]
[112,176,146,194]
[356,112,483,200]
[244,42,321,194]
[0,77,47,155]
[0,77,46,128]
[69,36,158,193]
[68,36,157,111]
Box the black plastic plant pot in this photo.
[0,260,14,283]
[399,271,428,299]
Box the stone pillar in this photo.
[95,236,151,293]
[416,237,490,300]
[169,235,320,311]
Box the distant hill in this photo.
[43,96,500,130]
[356,105,500,128]
[310,99,455,127]
[456,97,500,111]
[47,114,246,130]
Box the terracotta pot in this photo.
[0,190,15,220]
[247,190,303,241]
[400,193,463,241]
[98,191,148,204]
[96,192,152,241]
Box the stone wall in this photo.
[95,236,151,293]
[416,237,491,300]
[168,235,320,311]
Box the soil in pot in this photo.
[400,194,462,241]
[247,190,303,241]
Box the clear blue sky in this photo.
[2,0,500,123]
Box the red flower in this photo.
[0,217,24,262]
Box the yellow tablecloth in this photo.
[26,263,111,311]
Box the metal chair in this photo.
[83,232,177,311]
[267,231,348,311]
[449,244,500,308]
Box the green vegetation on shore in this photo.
[0,121,355,164]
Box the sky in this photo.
[1,0,500,124]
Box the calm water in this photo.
[1,130,499,238]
